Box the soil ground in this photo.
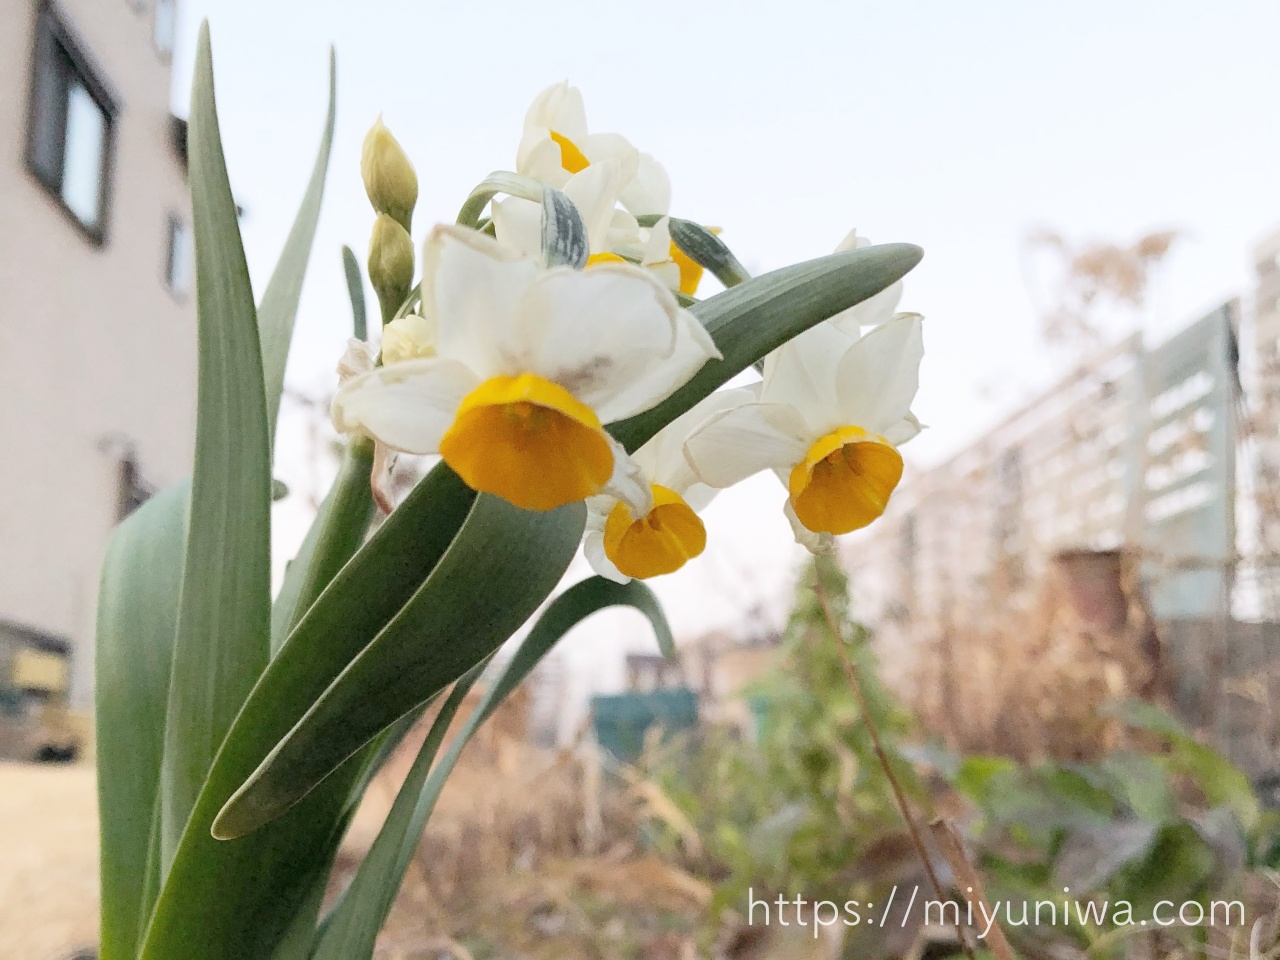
[0,761,98,960]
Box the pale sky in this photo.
[168,1,1280,704]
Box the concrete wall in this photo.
[0,0,195,709]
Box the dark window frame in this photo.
[24,2,120,245]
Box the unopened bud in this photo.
[361,117,418,232]
[368,214,414,324]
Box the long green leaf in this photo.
[257,48,337,447]
[311,576,671,959]
[140,464,476,960]
[341,244,367,341]
[269,438,375,652]
[96,483,188,960]
[161,20,272,869]
[611,242,923,451]
[214,493,585,838]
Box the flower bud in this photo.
[381,313,437,365]
[368,213,414,324]
[361,117,418,232]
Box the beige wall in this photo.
[0,0,195,708]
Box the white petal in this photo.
[761,321,859,429]
[607,216,681,290]
[422,225,540,377]
[583,528,631,584]
[602,436,653,518]
[516,136,572,187]
[490,196,543,259]
[526,82,588,139]
[563,161,625,253]
[604,208,645,254]
[511,263,679,414]
[681,482,721,514]
[637,217,673,266]
[645,260,682,292]
[580,132,639,185]
[682,401,811,489]
[882,411,924,446]
[784,500,836,555]
[517,82,588,172]
[593,306,720,424]
[330,357,479,455]
[635,387,755,495]
[620,153,672,216]
[835,312,924,434]
[834,228,870,253]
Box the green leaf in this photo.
[455,171,545,227]
[1112,821,1217,913]
[1104,697,1187,740]
[609,242,923,452]
[140,465,476,960]
[160,19,272,869]
[1100,751,1178,823]
[311,576,671,959]
[341,244,367,341]
[213,493,586,838]
[95,483,188,960]
[269,439,375,653]
[1168,740,1260,831]
[1108,698,1260,829]
[256,47,336,447]
[1054,818,1160,892]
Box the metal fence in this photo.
[845,301,1280,774]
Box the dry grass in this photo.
[906,549,1162,761]
[0,761,98,960]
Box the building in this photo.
[1250,229,1280,558]
[0,0,194,723]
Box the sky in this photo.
[167,0,1280,708]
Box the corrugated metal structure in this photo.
[845,300,1280,773]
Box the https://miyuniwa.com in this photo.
[746,886,1246,940]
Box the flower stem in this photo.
[811,569,979,960]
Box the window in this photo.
[26,4,117,241]
[164,214,193,296]
[154,0,176,57]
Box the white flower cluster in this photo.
[333,84,924,584]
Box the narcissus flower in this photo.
[332,225,719,513]
[683,313,923,541]
[492,161,680,290]
[517,82,670,218]
[584,390,752,582]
